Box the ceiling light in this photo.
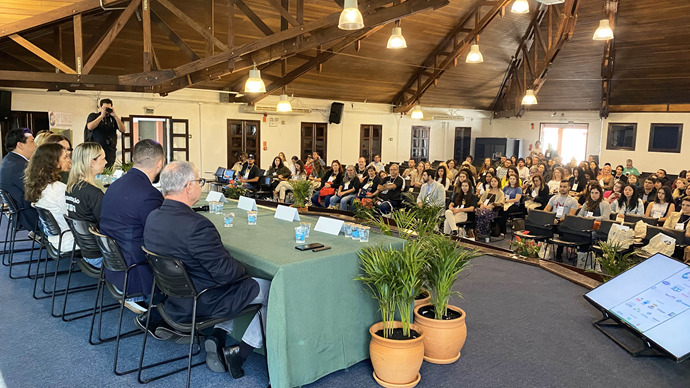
[537,0,565,4]
[244,65,266,93]
[466,44,484,63]
[522,89,538,105]
[410,105,424,119]
[276,94,292,112]
[511,0,529,14]
[593,19,614,40]
[338,0,364,30]
[387,22,407,49]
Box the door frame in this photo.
[227,119,261,168]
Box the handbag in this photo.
[319,187,335,197]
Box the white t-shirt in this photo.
[35,181,76,253]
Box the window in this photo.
[301,122,328,162]
[539,123,589,163]
[606,123,636,151]
[410,125,430,162]
[360,125,382,162]
[649,123,683,153]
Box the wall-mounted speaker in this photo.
[329,102,344,124]
[0,90,11,119]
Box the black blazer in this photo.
[0,152,38,231]
[319,169,344,190]
[144,199,259,322]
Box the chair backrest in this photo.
[0,189,20,215]
[525,209,556,227]
[624,214,657,226]
[34,205,62,237]
[64,217,100,259]
[142,246,197,299]
[89,226,127,272]
[559,215,595,241]
[645,226,686,244]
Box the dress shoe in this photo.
[205,337,227,373]
[222,346,245,379]
[134,314,165,340]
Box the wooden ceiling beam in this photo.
[227,0,235,48]
[73,15,83,74]
[243,25,385,105]
[600,0,619,119]
[142,0,152,72]
[82,0,141,74]
[83,12,121,60]
[155,0,229,52]
[145,0,446,94]
[0,70,120,84]
[492,0,580,118]
[236,0,275,36]
[0,0,129,38]
[9,34,76,74]
[392,0,512,113]
[151,10,200,62]
[0,50,43,72]
[267,0,301,27]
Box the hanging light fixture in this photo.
[386,20,407,49]
[592,19,614,40]
[338,0,364,30]
[276,94,292,112]
[466,44,484,63]
[244,64,266,93]
[511,0,529,14]
[522,89,538,105]
[410,105,424,119]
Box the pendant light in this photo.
[276,94,292,112]
[511,0,529,14]
[522,89,537,105]
[244,64,266,93]
[386,20,407,49]
[410,105,424,119]
[466,44,484,63]
[592,19,614,40]
[338,0,364,30]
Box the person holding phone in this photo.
[85,98,125,168]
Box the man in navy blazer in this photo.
[100,140,164,312]
[144,161,269,379]
[0,127,38,232]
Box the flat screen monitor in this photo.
[584,253,690,362]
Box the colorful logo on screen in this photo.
[682,272,690,279]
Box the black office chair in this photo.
[624,214,658,226]
[139,247,266,388]
[89,225,147,375]
[512,209,556,242]
[0,189,40,279]
[547,215,595,265]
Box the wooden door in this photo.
[300,122,328,162]
[453,127,471,162]
[360,124,382,162]
[171,119,190,161]
[227,119,260,168]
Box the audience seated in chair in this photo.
[310,160,343,207]
[331,165,359,211]
[237,154,260,191]
[444,180,477,236]
[0,127,39,233]
[375,164,404,214]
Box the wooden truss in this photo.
[0,0,449,95]
[391,0,513,114]
[492,0,580,117]
[599,0,619,118]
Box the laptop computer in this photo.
[223,169,234,181]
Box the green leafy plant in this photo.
[422,235,480,319]
[390,208,418,240]
[353,198,374,220]
[116,161,134,172]
[223,185,246,200]
[289,180,313,208]
[102,166,114,175]
[509,235,543,258]
[596,241,637,281]
[393,240,427,337]
[413,201,444,238]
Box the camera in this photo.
[105,107,113,114]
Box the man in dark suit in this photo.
[0,127,38,233]
[144,161,269,379]
[100,139,164,315]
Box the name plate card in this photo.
[314,216,345,236]
[237,195,258,211]
[205,191,227,203]
[274,205,300,222]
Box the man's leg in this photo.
[104,146,117,169]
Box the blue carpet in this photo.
[1,227,689,387]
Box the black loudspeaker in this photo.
[329,102,344,124]
[0,90,10,119]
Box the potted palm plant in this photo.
[289,180,313,211]
[356,241,427,388]
[414,235,480,364]
[596,241,637,281]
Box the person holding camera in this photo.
[85,98,125,168]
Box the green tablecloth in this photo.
[203,201,404,388]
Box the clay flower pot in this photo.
[413,304,466,364]
[369,321,425,388]
[414,290,430,309]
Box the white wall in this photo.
[601,112,690,174]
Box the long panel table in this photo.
[203,202,404,388]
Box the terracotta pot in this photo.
[413,304,466,364]
[291,205,308,213]
[369,321,425,388]
[414,290,430,308]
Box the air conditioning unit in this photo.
[537,0,565,5]
[239,104,312,115]
[424,115,465,121]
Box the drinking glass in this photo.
[300,222,312,237]
[295,226,307,243]
[247,211,258,225]
[351,224,360,240]
[344,222,353,237]
[359,226,370,242]
[223,212,235,228]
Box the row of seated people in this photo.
[0,127,266,380]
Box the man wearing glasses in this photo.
[100,140,167,317]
